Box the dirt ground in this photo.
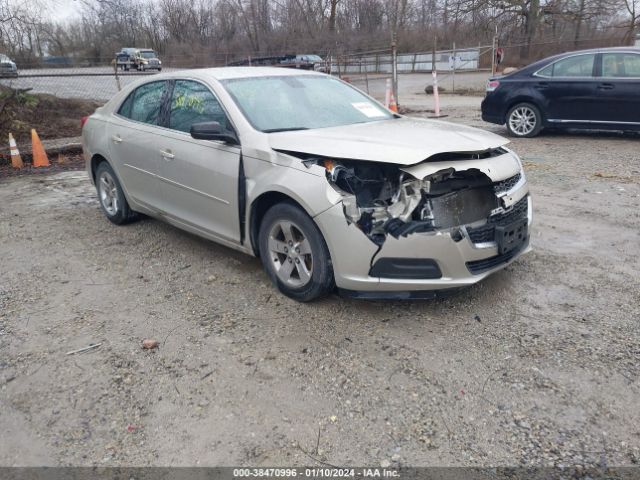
[0,86,101,146]
[1,96,639,468]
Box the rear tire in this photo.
[95,162,137,225]
[258,202,334,302]
[506,102,543,138]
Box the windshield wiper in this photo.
[262,127,310,133]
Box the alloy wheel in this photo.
[99,170,119,216]
[508,106,537,136]
[267,220,314,288]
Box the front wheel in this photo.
[506,103,543,138]
[259,202,334,302]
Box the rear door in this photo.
[155,79,242,243]
[534,53,599,122]
[592,52,640,125]
[107,80,169,210]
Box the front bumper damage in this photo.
[312,148,532,297]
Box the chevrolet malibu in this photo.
[82,67,532,301]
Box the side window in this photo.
[118,92,134,118]
[602,53,640,78]
[169,80,228,133]
[539,54,595,77]
[124,81,166,125]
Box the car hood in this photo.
[269,117,509,166]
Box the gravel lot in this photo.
[1,95,639,468]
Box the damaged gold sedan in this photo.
[82,67,531,301]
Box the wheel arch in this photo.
[504,97,546,124]
[90,154,135,207]
[249,191,316,258]
[90,153,109,183]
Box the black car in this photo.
[481,47,640,137]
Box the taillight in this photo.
[486,80,500,92]
[80,116,88,128]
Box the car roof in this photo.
[512,46,640,75]
[157,66,324,81]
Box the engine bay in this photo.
[321,158,505,246]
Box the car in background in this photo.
[284,54,328,72]
[116,47,137,71]
[228,54,327,71]
[481,47,640,137]
[0,54,18,77]
[82,67,531,301]
[133,49,162,71]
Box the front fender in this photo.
[244,155,340,219]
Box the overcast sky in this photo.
[46,0,82,22]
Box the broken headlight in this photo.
[321,159,498,246]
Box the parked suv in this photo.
[0,54,18,77]
[481,47,640,137]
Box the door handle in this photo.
[160,149,175,160]
[535,82,549,89]
[597,83,614,90]
[111,135,123,144]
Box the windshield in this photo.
[221,75,392,132]
[140,51,156,59]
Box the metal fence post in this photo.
[391,37,398,107]
[113,61,121,91]
[452,42,456,93]
[491,31,497,76]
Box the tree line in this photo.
[1,0,638,67]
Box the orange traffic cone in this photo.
[388,91,398,113]
[31,129,50,167]
[9,133,24,169]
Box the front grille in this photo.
[493,172,521,194]
[466,244,526,274]
[467,223,495,243]
[467,195,529,244]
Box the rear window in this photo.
[118,81,166,125]
[538,54,595,77]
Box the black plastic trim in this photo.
[338,287,462,300]
[369,258,442,280]
[466,241,528,275]
[238,154,246,245]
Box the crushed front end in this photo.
[312,147,532,298]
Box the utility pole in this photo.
[491,26,498,76]
[452,41,456,93]
[391,33,398,108]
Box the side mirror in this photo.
[190,121,239,145]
